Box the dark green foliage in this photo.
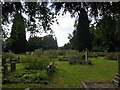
[2,38,12,52]
[10,13,27,54]
[88,52,98,58]
[87,60,93,65]
[97,52,105,57]
[21,55,50,70]
[2,2,57,39]
[27,36,43,51]
[70,9,92,51]
[42,35,58,50]
[3,70,48,83]
[27,35,58,51]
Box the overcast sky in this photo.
[27,12,76,47]
[51,13,75,47]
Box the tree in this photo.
[70,8,92,51]
[27,35,58,51]
[10,13,27,54]
[42,35,58,50]
[27,36,43,51]
[2,2,57,38]
[51,2,120,51]
[2,37,12,52]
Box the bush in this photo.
[32,49,43,57]
[69,53,83,64]
[97,52,105,56]
[4,70,48,83]
[58,56,68,61]
[106,52,118,60]
[88,52,98,58]
[2,51,15,58]
[57,50,66,56]
[21,55,50,70]
[87,60,93,65]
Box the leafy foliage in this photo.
[20,55,50,70]
[70,8,92,51]
[10,13,27,54]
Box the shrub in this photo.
[57,50,66,56]
[69,53,83,64]
[32,49,43,57]
[58,56,68,61]
[21,55,50,70]
[43,50,58,59]
[2,51,15,58]
[97,52,105,56]
[88,52,98,58]
[106,52,118,60]
[87,60,93,65]
[4,70,48,83]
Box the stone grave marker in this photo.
[3,64,8,74]
[85,48,88,62]
[2,56,6,66]
[10,56,14,62]
[11,62,16,72]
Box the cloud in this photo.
[51,12,75,47]
[26,12,75,47]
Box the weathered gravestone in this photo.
[10,56,14,62]
[11,62,16,72]
[46,62,55,76]
[113,53,120,87]
[3,64,8,74]
[85,48,88,62]
[2,56,6,66]
[2,56,8,75]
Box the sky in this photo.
[51,13,75,47]
[26,12,76,47]
[3,12,75,47]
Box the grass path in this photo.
[2,57,118,88]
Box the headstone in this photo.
[17,56,20,62]
[3,64,8,74]
[85,48,88,62]
[10,56,14,62]
[46,65,50,76]
[11,62,16,72]
[2,56,6,66]
[104,50,107,55]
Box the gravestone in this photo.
[3,64,8,74]
[113,53,120,87]
[10,57,14,62]
[11,62,16,72]
[18,56,20,62]
[46,65,50,76]
[85,48,88,62]
[2,56,6,66]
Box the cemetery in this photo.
[1,1,120,89]
[1,50,119,89]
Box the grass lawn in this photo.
[2,56,118,88]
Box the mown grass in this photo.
[49,57,118,88]
[2,56,118,88]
